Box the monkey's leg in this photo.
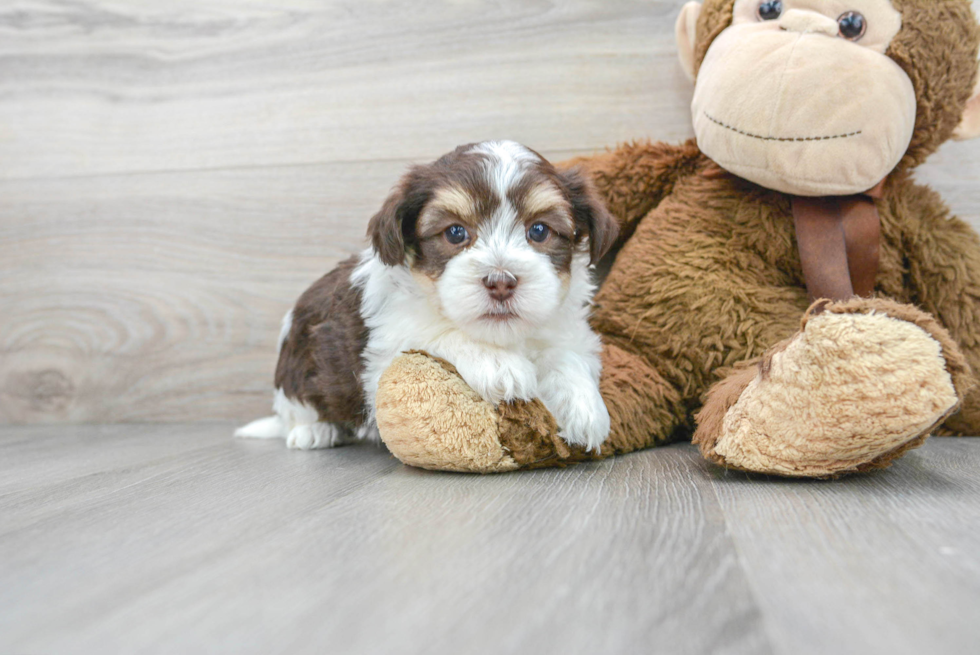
[598,342,685,454]
[895,184,980,434]
[694,298,969,478]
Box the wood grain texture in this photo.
[0,163,394,423]
[703,439,980,655]
[1,0,978,424]
[3,425,979,654]
[0,0,694,179]
[0,424,771,655]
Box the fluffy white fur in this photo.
[237,141,610,451]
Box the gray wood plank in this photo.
[704,439,980,655]
[0,162,393,424]
[0,423,235,496]
[0,0,695,181]
[0,424,771,655]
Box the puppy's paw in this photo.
[544,384,610,452]
[355,422,381,443]
[286,422,351,450]
[458,353,538,405]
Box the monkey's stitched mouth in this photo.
[704,112,862,142]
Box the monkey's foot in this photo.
[694,298,972,478]
[375,352,601,473]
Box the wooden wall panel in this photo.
[1,0,978,424]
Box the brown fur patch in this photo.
[275,255,369,429]
[366,145,497,267]
[886,1,980,170]
[599,341,688,453]
[692,364,759,467]
[562,140,705,249]
[505,174,577,273]
[426,185,478,222]
[497,399,604,470]
[556,167,619,265]
[507,157,619,268]
[413,219,473,281]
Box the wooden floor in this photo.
[2,424,979,655]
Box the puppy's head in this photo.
[367,141,617,345]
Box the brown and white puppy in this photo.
[236,141,618,451]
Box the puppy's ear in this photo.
[366,168,430,266]
[559,167,619,265]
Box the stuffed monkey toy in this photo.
[374,0,980,478]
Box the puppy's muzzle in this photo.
[483,271,519,302]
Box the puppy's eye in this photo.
[757,0,782,20]
[444,225,469,245]
[527,223,550,243]
[837,11,866,41]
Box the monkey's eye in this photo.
[757,0,783,20]
[527,223,550,243]
[444,225,469,245]
[838,11,867,41]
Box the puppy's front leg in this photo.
[536,350,610,452]
[429,336,538,405]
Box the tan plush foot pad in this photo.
[375,352,601,473]
[696,298,971,478]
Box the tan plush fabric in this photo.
[694,0,980,172]
[375,352,519,473]
[954,75,980,140]
[692,20,917,195]
[377,352,605,472]
[676,2,702,81]
[696,299,960,478]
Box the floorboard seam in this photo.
[704,469,782,655]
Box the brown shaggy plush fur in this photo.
[584,142,978,450]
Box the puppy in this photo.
[236,141,618,451]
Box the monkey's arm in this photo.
[559,139,704,245]
[893,182,980,433]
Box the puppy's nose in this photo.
[483,274,518,302]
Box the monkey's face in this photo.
[691,0,917,196]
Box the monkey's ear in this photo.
[367,171,428,266]
[559,168,619,265]
[953,69,980,141]
[676,1,702,82]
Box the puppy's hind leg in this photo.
[286,422,359,450]
[234,415,286,440]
